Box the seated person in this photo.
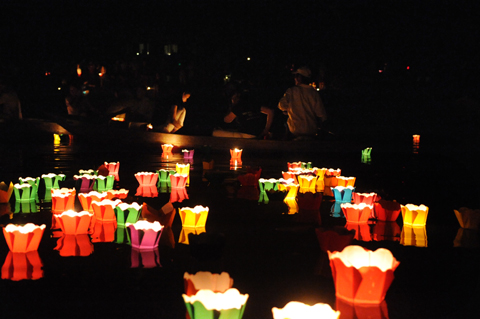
[161,91,190,133]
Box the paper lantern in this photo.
[51,188,76,213]
[0,181,14,203]
[115,202,142,227]
[374,200,401,222]
[135,185,159,198]
[332,186,355,203]
[345,222,372,242]
[180,206,209,228]
[94,175,115,192]
[336,299,389,319]
[400,225,427,247]
[401,204,428,226]
[135,172,158,187]
[230,148,243,164]
[176,163,190,186]
[3,223,46,252]
[91,199,122,222]
[272,301,340,319]
[73,174,97,193]
[114,226,130,244]
[315,168,326,192]
[183,149,194,160]
[341,203,373,223]
[283,183,299,214]
[78,169,96,175]
[131,248,161,268]
[13,183,38,203]
[141,202,176,227]
[41,173,66,190]
[162,143,174,154]
[1,251,43,281]
[324,176,338,197]
[157,169,177,185]
[18,176,40,187]
[258,178,280,204]
[328,245,400,304]
[326,168,341,177]
[184,272,234,296]
[352,192,377,206]
[373,221,401,242]
[298,175,318,194]
[413,134,420,144]
[287,162,302,171]
[297,192,323,210]
[454,207,480,230]
[104,161,120,181]
[362,147,372,157]
[316,226,355,253]
[106,188,129,199]
[54,234,93,257]
[183,288,248,319]
[282,171,298,184]
[90,221,117,243]
[126,220,163,249]
[337,176,356,187]
[453,228,479,248]
[54,210,94,234]
[179,227,206,245]
[78,191,109,212]
[238,167,262,187]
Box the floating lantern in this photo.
[345,222,372,242]
[135,172,159,187]
[73,174,97,193]
[162,143,174,154]
[341,203,373,223]
[135,185,159,198]
[94,175,115,192]
[53,133,61,144]
[131,248,161,268]
[115,202,142,227]
[316,226,355,253]
[3,223,46,252]
[90,221,117,243]
[76,64,82,77]
[141,202,176,227]
[0,181,14,203]
[373,221,401,242]
[282,171,298,184]
[336,299,389,319]
[326,168,342,177]
[19,176,40,187]
[183,288,248,319]
[352,192,377,206]
[126,220,164,250]
[170,173,188,188]
[54,234,93,257]
[183,149,194,160]
[401,204,429,226]
[91,199,121,222]
[272,301,340,319]
[78,169,96,176]
[51,188,76,213]
[400,225,427,247]
[297,192,323,211]
[332,186,355,203]
[179,227,206,245]
[298,175,318,193]
[362,147,372,157]
[106,188,129,199]
[315,168,327,192]
[184,272,234,296]
[13,183,38,203]
[374,200,401,222]
[324,175,338,197]
[114,226,130,244]
[179,206,209,228]
[54,210,94,234]
[258,178,280,204]
[230,148,243,165]
[1,251,43,281]
[238,167,262,187]
[176,163,190,186]
[328,245,400,304]
[287,162,302,171]
[78,191,109,212]
[157,169,177,185]
[104,161,120,181]
[41,173,65,190]
[337,176,356,187]
[454,207,480,230]
[413,134,420,144]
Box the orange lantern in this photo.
[454,207,480,230]
[328,245,400,304]
[335,299,389,319]
[3,224,46,252]
[401,204,429,226]
[91,199,122,222]
[352,192,377,206]
[51,188,76,213]
[230,148,242,166]
[78,191,109,212]
[54,234,93,257]
[90,221,117,243]
[54,210,94,235]
[1,251,43,281]
[315,168,327,192]
[106,188,129,199]
[341,203,373,223]
[184,272,234,296]
[336,176,356,187]
[272,301,340,319]
[0,181,14,203]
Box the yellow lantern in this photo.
[401,204,429,226]
[176,163,190,186]
[297,175,317,194]
[179,206,209,228]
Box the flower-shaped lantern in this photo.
[162,143,174,154]
[54,210,94,234]
[315,226,356,253]
[91,199,122,222]
[41,173,66,190]
[272,301,340,319]
[183,149,194,160]
[135,172,158,187]
[176,163,190,186]
[361,147,372,164]
[51,188,76,213]
[314,168,327,192]
[401,204,429,226]
[1,251,43,281]
[328,245,400,304]
[352,192,377,206]
[106,188,129,200]
[54,234,93,257]
[141,202,176,227]
[13,183,38,203]
[94,175,115,192]
[3,223,46,253]
[454,207,480,230]
[297,175,318,194]
[73,174,97,193]
[238,167,262,187]
[230,148,243,166]
[0,181,14,203]
[183,288,249,319]
[336,176,356,187]
[180,206,209,228]
[374,200,401,222]
[184,271,234,296]
[126,220,164,250]
[258,178,281,204]
[341,203,373,223]
[78,191,109,212]
[332,186,355,203]
[18,176,40,187]
[157,169,177,185]
[104,161,120,181]
[115,202,142,227]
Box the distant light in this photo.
[178,63,181,66]
[247,57,251,61]
[147,51,150,55]
[146,87,152,90]
[316,88,320,91]
[379,70,383,73]
[406,66,410,70]
[57,87,61,91]
[147,124,153,130]
[45,72,50,76]
[136,52,140,55]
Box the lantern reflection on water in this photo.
[179,227,206,245]
[316,226,355,253]
[131,248,161,268]
[183,288,248,319]
[328,245,399,304]
[336,299,389,319]
[54,234,94,257]
[454,207,480,230]
[272,301,340,319]
[1,251,43,281]
[400,225,427,247]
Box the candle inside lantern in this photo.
[272,301,340,319]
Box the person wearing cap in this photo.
[278,66,326,139]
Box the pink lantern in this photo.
[135,172,158,187]
[328,245,400,304]
[3,224,46,253]
[104,161,120,181]
[54,210,94,234]
[182,149,194,160]
[374,200,401,222]
[73,174,97,193]
[352,192,377,206]
[1,251,43,281]
[341,203,373,223]
[78,191,109,212]
[54,234,93,257]
[91,199,122,222]
[127,220,164,250]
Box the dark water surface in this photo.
[1,133,479,319]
